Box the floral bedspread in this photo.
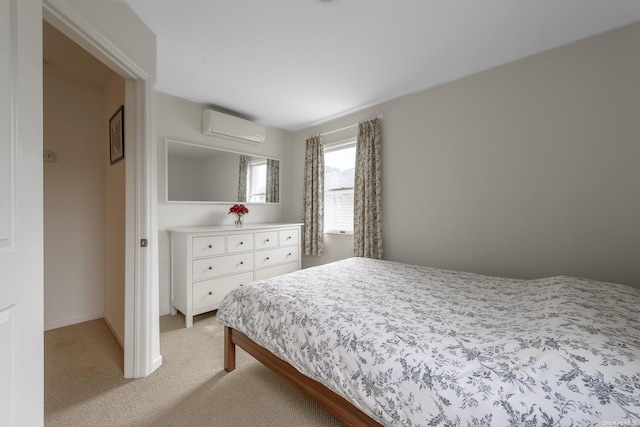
[216,257,640,426]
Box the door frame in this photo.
[42,1,160,378]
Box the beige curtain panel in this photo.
[302,135,325,256]
[237,154,249,202]
[266,158,280,203]
[354,118,383,259]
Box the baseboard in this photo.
[151,354,163,373]
[159,307,171,316]
[44,311,103,331]
[103,312,125,350]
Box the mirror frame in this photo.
[164,138,281,204]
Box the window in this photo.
[247,159,266,202]
[324,141,356,234]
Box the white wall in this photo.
[104,72,126,346]
[43,74,106,330]
[284,22,640,288]
[156,92,292,314]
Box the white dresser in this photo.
[168,223,303,327]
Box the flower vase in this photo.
[234,216,243,228]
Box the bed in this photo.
[216,257,640,426]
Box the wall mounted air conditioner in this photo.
[202,109,266,144]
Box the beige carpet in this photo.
[45,312,345,427]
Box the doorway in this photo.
[43,20,126,365]
[43,0,161,378]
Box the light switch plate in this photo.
[43,150,56,162]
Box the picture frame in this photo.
[109,105,124,164]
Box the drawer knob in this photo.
[287,236,291,240]
[208,267,212,270]
[208,291,212,295]
[240,261,244,265]
[208,245,212,248]
[240,241,244,245]
[287,253,292,256]
[266,239,270,242]
[266,257,270,261]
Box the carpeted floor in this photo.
[45,312,345,427]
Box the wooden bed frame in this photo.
[224,326,383,427]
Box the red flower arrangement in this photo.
[229,204,249,216]
[229,204,249,227]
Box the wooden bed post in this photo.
[224,326,236,372]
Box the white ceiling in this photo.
[120,0,640,131]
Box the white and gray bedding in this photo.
[216,257,640,426]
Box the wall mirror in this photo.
[165,139,280,203]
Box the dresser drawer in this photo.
[193,253,253,281]
[192,236,225,258]
[254,231,278,250]
[279,229,299,246]
[227,233,253,253]
[192,271,253,310]
[254,262,298,281]
[254,246,298,269]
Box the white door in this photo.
[0,0,44,426]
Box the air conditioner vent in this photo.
[202,109,265,144]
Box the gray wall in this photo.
[284,22,640,288]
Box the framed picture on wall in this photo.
[109,105,124,165]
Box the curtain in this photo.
[266,159,280,203]
[353,118,383,259]
[302,135,324,256]
[237,154,249,202]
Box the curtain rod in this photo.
[319,115,383,138]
